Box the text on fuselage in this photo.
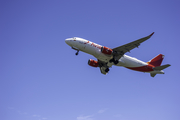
[84,41,101,49]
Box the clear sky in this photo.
[0,0,180,120]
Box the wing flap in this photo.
[97,60,109,75]
[100,67,107,75]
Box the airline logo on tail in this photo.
[147,54,164,67]
[146,54,170,77]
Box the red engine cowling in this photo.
[101,46,113,55]
[88,59,99,67]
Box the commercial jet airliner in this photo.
[65,32,170,77]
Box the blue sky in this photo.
[0,0,180,120]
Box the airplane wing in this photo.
[100,67,107,75]
[112,32,154,59]
[98,60,112,75]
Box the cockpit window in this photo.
[73,37,76,41]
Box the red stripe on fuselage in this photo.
[126,64,154,72]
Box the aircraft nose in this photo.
[65,38,72,45]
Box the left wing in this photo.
[98,60,112,75]
[112,32,154,59]
[100,67,108,75]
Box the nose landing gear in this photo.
[72,47,79,56]
[75,50,79,55]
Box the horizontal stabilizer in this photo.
[150,73,157,77]
[153,64,171,70]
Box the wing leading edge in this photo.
[112,32,154,60]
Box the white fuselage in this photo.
[65,37,149,69]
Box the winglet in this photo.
[149,32,154,37]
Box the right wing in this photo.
[112,32,154,60]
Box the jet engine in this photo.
[101,46,113,55]
[88,59,99,67]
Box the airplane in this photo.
[65,32,170,77]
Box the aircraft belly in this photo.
[83,44,96,55]
[97,56,111,63]
[95,50,112,62]
[115,59,125,66]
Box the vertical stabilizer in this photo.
[148,54,164,67]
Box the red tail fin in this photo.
[147,54,164,67]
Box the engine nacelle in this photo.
[88,59,99,67]
[101,46,113,55]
